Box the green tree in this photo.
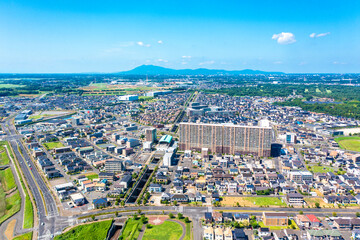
[177,213,183,219]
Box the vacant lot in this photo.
[43,142,64,150]
[305,197,333,208]
[143,221,183,240]
[54,220,112,240]
[335,136,360,152]
[85,173,99,181]
[222,196,287,207]
[309,165,334,173]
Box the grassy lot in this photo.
[0,190,21,224]
[13,232,33,240]
[143,221,183,240]
[0,84,25,89]
[259,219,299,230]
[180,219,192,240]
[222,196,287,207]
[308,165,334,173]
[0,150,10,165]
[0,187,5,218]
[0,141,12,165]
[85,173,99,181]
[54,220,112,240]
[0,168,16,191]
[335,136,360,152]
[43,141,64,150]
[23,194,34,229]
[119,218,144,240]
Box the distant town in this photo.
[1,72,360,239]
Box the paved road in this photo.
[1,116,69,239]
[0,146,30,239]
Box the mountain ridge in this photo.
[116,65,284,75]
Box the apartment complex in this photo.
[262,212,288,226]
[145,128,157,143]
[105,160,124,173]
[179,123,272,157]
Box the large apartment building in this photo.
[179,123,272,157]
[145,128,157,143]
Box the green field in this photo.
[54,220,112,240]
[0,141,12,165]
[245,197,287,207]
[0,168,16,191]
[335,136,360,152]
[308,165,334,173]
[13,232,33,240]
[23,194,34,229]
[0,84,25,89]
[85,173,99,181]
[0,150,10,165]
[180,219,191,240]
[0,187,5,218]
[143,221,183,240]
[119,218,144,240]
[43,141,64,150]
[0,190,21,224]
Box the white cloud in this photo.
[310,32,330,38]
[181,62,188,65]
[137,41,151,47]
[182,56,192,59]
[273,61,283,65]
[272,32,296,44]
[157,40,163,44]
[156,59,168,63]
[333,61,346,65]
[199,60,215,66]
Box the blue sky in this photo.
[1,0,359,73]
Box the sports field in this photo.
[335,136,360,152]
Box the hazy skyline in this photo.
[1,0,360,73]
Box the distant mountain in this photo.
[116,65,284,75]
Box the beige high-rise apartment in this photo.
[179,123,272,157]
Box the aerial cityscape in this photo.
[1,0,360,240]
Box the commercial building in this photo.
[118,95,139,101]
[159,135,173,145]
[145,90,172,97]
[179,123,272,157]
